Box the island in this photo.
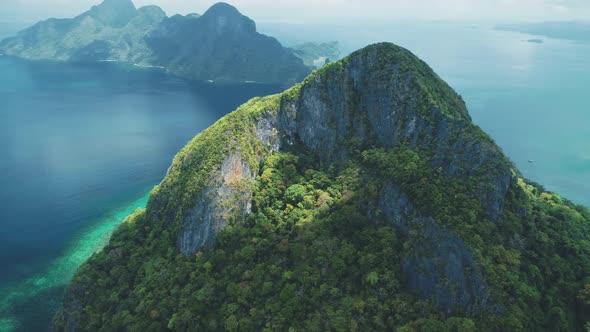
[53,43,590,331]
[0,0,312,85]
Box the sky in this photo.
[1,0,590,24]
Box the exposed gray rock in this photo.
[402,217,487,313]
[176,113,287,255]
[378,182,416,231]
[378,182,488,313]
[255,116,281,151]
[177,151,255,255]
[60,282,85,332]
[272,46,513,220]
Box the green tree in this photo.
[366,271,379,285]
[285,184,307,204]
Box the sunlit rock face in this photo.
[177,152,256,255]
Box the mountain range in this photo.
[0,0,312,85]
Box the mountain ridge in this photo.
[85,0,137,27]
[53,43,590,331]
[0,1,311,85]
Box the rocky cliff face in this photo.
[54,43,590,331]
[379,183,488,312]
[273,47,514,221]
[176,151,256,255]
[0,1,311,85]
[141,44,511,311]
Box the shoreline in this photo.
[0,192,150,331]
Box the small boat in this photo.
[528,160,534,163]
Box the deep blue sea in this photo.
[0,20,589,331]
[0,56,281,331]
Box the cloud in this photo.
[2,0,590,23]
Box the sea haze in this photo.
[0,56,282,331]
[0,22,30,40]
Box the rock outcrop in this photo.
[143,44,512,313]
[177,151,256,255]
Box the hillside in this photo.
[0,1,310,85]
[53,43,590,331]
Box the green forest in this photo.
[54,44,590,331]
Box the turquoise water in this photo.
[0,56,282,331]
[0,193,149,332]
[261,21,590,208]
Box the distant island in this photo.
[289,41,341,68]
[497,21,590,43]
[0,0,313,85]
[527,39,544,44]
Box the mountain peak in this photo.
[89,0,137,27]
[317,42,471,121]
[96,0,136,11]
[199,2,256,34]
[203,2,241,16]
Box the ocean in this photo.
[0,56,282,331]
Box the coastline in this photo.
[1,55,292,86]
[0,192,150,331]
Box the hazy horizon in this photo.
[2,0,590,25]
